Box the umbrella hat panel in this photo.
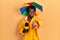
[32,2,43,11]
[20,6,28,14]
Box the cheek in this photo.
[29,12,34,15]
[29,12,31,15]
[31,13,34,15]
[32,12,34,15]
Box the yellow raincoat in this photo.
[18,16,43,40]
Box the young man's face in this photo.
[28,8,35,18]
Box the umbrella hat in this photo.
[19,2,43,16]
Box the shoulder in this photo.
[20,17,28,23]
[33,16,40,20]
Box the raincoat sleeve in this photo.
[18,20,24,35]
[36,17,43,27]
[34,16,43,28]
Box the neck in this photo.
[28,16,34,19]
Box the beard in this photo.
[29,15,34,18]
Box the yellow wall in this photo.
[0,0,60,40]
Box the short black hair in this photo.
[26,6,36,13]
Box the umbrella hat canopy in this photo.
[19,2,43,16]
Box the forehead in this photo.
[29,8,34,11]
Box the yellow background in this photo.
[0,0,60,40]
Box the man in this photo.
[18,6,43,40]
